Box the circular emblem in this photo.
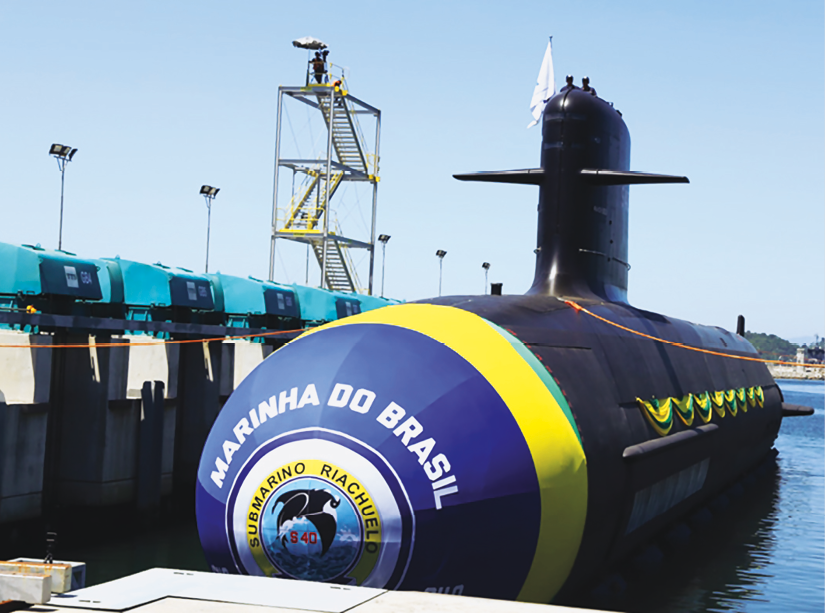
[226,434,412,588]
[244,459,382,582]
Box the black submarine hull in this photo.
[194,296,781,601]
[194,74,785,602]
[420,293,781,596]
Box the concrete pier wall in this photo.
[0,331,52,523]
[0,332,275,523]
[173,341,223,506]
[51,335,181,508]
[220,341,274,400]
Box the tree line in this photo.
[744,331,823,360]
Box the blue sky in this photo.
[0,1,822,341]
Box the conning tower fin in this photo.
[454,168,688,186]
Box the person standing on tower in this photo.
[310,50,329,84]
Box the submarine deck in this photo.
[33,568,605,613]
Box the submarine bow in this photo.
[196,304,587,601]
[196,78,782,603]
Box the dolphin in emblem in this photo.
[274,488,341,555]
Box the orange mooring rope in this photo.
[563,300,825,369]
[1,302,821,369]
[0,327,308,349]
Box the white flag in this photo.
[528,40,555,128]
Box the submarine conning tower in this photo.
[455,75,688,302]
[535,79,631,301]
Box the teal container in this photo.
[355,293,401,312]
[290,284,399,324]
[0,242,102,301]
[0,242,42,299]
[290,284,340,324]
[208,273,299,329]
[101,259,212,311]
[0,242,102,328]
[95,258,216,334]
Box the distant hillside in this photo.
[745,331,797,360]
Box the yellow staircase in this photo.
[282,171,343,231]
[280,171,361,292]
[310,228,361,293]
[316,95,369,175]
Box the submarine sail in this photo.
[456,74,688,303]
[195,75,786,603]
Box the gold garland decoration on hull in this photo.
[636,386,764,437]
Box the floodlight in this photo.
[378,235,391,296]
[482,262,491,294]
[49,142,77,250]
[201,186,220,273]
[436,250,447,296]
[50,144,76,159]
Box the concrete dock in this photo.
[32,569,602,613]
[0,328,279,525]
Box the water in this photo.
[53,518,208,587]
[674,379,824,613]
[27,381,825,611]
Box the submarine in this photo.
[195,74,798,603]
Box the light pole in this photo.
[482,262,491,294]
[201,185,220,273]
[378,234,390,297]
[436,249,447,297]
[49,144,78,251]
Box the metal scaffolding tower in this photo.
[268,67,381,294]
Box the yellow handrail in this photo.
[331,219,361,291]
[280,171,343,231]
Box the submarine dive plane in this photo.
[195,74,794,602]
